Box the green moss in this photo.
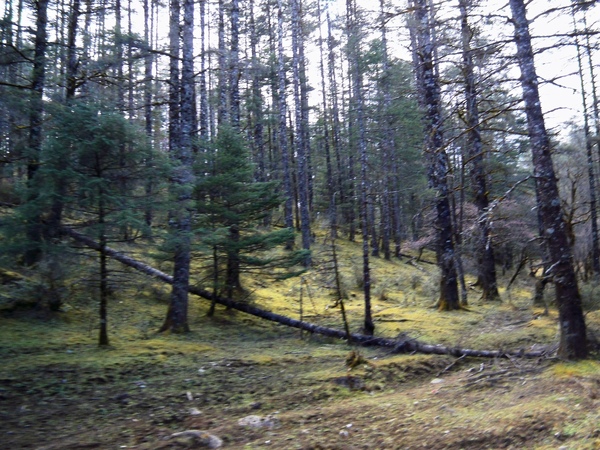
[553,361,600,378]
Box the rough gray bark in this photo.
[317,0,337,239]
[277,0,295,243]
[24,0,49,266]
[327,11,347,238]
[378,0,395,260]
[65,0,80,99]
[143,0,154,229]
[229,0,240,128]
[291,0,312,265]
[199,0,209,141]
[217,0,228,126]
[347,0,374,335]
[509,0,587,359]
[458,0,500,301]
[410,0,460,310]
[572,13,600,276]
[248,0,265,187]
[161,0,196,333]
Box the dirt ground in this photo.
[1,304,600,450]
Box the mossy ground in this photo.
[1,233,600,449]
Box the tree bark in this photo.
[161,0,195,334]
[571,7,600,276]
[410,0,460,310]
[458,0,500,302]
[317,0,337,239]
[276,0,295,246]
[24,0,49,266]
[509,0,587,359]
[291,0,312,265]
[229,0,240,129]
[346,0,374,335]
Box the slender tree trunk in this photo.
[161,0,194,333]
[277,0,295,246]
[143,0,154,230]
[229,0,240,128]
[217,0,228,126]
[98,184,109,346]
[65,0,80,99]
[24,0,49,266]
[317,0,337,239]
[291,0,312,265]
[410,0,460,311]
[571,11,600,276]
[226,224,241,297]
[347,0,374,335]
[199,0,209,142]
[458,0,500,301]
[509,0,587,359]
[378,0,394,260]
[249,0,266,191]
[327,11,347,239]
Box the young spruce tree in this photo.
[196,125,308,314]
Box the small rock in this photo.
[250,401,262,410]
[189,408,202,416]
[339,430,349,437]
[170,430,222,449]
[430,378,444,384]
[238,414,280,429]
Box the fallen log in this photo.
[61,227,549,359]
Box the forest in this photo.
[1,0,600,448]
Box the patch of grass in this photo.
[552,360,600,378]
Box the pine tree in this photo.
[30,101,157,345]
[195,125,307,305]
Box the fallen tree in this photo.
[62,227,549,359]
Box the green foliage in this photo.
[1,100,166,313]
[194,125,307,294]
[39,101,164,235]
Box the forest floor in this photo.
[1,235,600,449]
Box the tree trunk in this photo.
[291,0,312,265]
[217,0,228,126]
[226,224,241,297]
[509,0,587,359]
[571,7,600,276]
[458,0,500,302]
[98,186,109,346]
[229,0,240,128]
[143,0,154,231]
[277,0,295,246]
[410,0,460,311]
[161,0,195,334]
[317,0,337,239]
[24,0,49,266]
[347,0,374,335]
[327,11,347,240]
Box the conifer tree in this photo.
[31,101,157,345]
[195,125,307,305]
